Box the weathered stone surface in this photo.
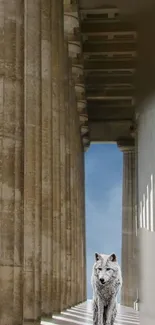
[41,0,53,318]
[23,1,42,324]
[0,1,24,324]
[69,66,78,307]
[80,150,87,302]
[137,104,155,324]
[64,48,72,310]
[59,40,67,312]
[0,2,87,324]
[118,142,136,307]
[68,62,86,305]
[51,0,65,313]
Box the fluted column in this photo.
[76,141,81,304]
[0,1,24,324]
[64,2,88,304]
[41,0,53,317]
[75,99,82,305]
[64,47,72,309]
[118,139,136,308]
[134,130,139,311]
[69,68,78,306]
[51,0,65,313]
[68,60,86,306]
[59,40,68,312]
[132,123,139,311]
[81,152,87,302]
[24,1,42,324]
[75,107,86,304]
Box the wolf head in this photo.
[93,252,122,286]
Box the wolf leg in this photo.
[111,305,117,325]
[105,298,116,325]
[103,306,107,325]
[98,298,104,325]
[92,300,98,325]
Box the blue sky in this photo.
[85,143,123,299]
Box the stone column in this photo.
[75,111,86,304]
[51,0,65,314]
[59,40,68,312]
[81,152,87,302]
[75,104,82,305]
[41,0,69,316]
[118,139,136,308]
[77,150,81,304]
[0,1,24,324]
[68,60,86,306]
[23,1,42,324]
[133,123,140,311]
[69,70,78,306]
[64,1,88,305]
[65,50,72,309]
[41,0,53,318]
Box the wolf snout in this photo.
[100,278,105,284]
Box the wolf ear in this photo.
[95,253,101,261]
[109,253,117,262]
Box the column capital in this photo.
[117,139,135,152]
[64,0,90,151]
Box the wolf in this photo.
[91,252,122,325]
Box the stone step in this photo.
[41,300,139,325]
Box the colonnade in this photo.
[118,100,155,323]
[0,1,87,324]
[137,103,155,325]
[1,1,155,324]
[120,103,155,324]
[118,140,137,308]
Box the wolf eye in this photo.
[106,268,110,271]
[98,267,102,271]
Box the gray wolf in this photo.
[91,252,122,325]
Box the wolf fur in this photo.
[91,252,122,325]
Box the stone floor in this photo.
[41,300,139,325]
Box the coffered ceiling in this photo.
[78,0,155,141]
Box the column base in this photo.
[23,318,41,325]
[134,298,139,311]
[41,314,52,321]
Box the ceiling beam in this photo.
[82,21,137,34]
[84,60,136,71]
[85,75,135,85]
[87,106,135,120]
[86,84,135,90]
[86,88,135,97]
[87,96,133,101]
[86,83,134,89]
[83,41,137,54]
[84,35,137,43]
[80,7,119,21]
[87,99,134,107]
[89,120,133,142]
[80,8,119,15]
